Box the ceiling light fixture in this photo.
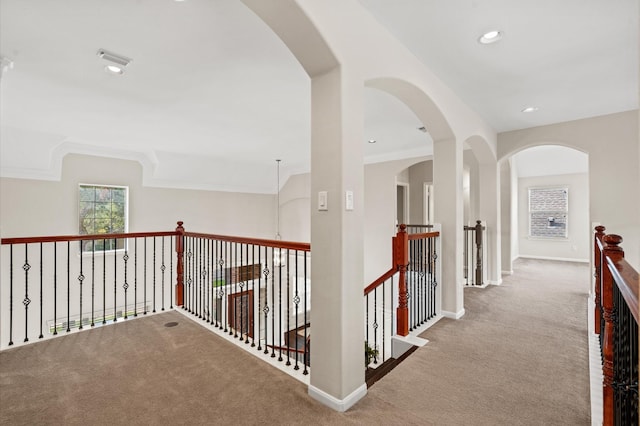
[478,30,503,44]
[97,48,132,75]
[368,139,377,144]
[521,106,539,113]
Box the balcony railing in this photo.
[593,226,639,425]
[463,220,486,286]
[364,224,441,376]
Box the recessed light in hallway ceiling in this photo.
[521,106,539,113]
[478,30,503,44]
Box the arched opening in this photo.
[500,144,590,274]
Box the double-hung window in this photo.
[528,187,568,239]
[79,184,128,252]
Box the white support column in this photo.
[308,66,366,411]
[433,138,464,318]
[478,162,502,285]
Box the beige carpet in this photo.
[0,258,591,425]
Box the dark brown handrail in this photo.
[408,231,440,241]
[1,231,178,245]
[183,232,310,251]
[364,267,396,295]
[606,256,639,323]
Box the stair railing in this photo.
[463,220,486,286]
[593,226,639,425]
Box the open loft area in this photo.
[1,0,639,419]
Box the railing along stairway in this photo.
[593,226,639,425]
[364,224,441,386]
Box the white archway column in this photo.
[478,162,502,285]
[433,137,465,318]
[308,66,366,411]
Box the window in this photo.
[528,187,568,239]
[79,184,128,251]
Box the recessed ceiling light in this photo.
[521,106,539,113]
[368,139,377,144]
[97,48,131,75]
[478,30,503,44]
[104,65,124,75]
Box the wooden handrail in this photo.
[407,231,440,241]
[363,267,396,296]
[183,231,310,251]
[606,256,639,323]
[1,231,177,245]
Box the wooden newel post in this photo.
[601,233,623,426]
[396,224,409,336]
[594,225,606,334]
[175,221,185,307]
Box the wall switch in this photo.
[345,190,354,211]
[318,191,328,211]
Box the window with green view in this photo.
[79,184,128,252]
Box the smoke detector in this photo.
[97,49,132,75]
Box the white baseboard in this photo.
[501,270,513,276]
[488,278,503,285]
[517,255,589,263]
[308,383,367,412]
[442,309,465,320]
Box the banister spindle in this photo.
[594,225,606,334]
[601,233,623,426]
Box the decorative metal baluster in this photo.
[153,236,157,314]
[112,238,117,322]
[250,244,256,347]
[303,251,308,375]
[102,239,106,325]
[21,243,31,343]
[123,245,129,319]
[161,237,166,312]
[244,244,250,344]
[170,237,174,310]
[271,248,276,358]
[232,242,238,338]
[52,243,57,335]
[373,285,378,364]
[262,252,270,355]
[8,245,14,345]
[39,243,44,339]
[432,247,438,320]
[78,241,85,329]
[217,241,225,329]
[91,239,95,326]
[293,252,300,370]
[257,245,264,352]
[285,250,291,365]
[67,241,71,331]
[382,279,387,364]
[134,238,138,317]
[144,238,148,314]
[187,238,193,314]
[222,241,228,333]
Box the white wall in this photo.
[0,154,276,239]
[517,173,590,262]
[408,160,433,224]
[279,173,310,243]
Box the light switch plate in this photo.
[345,190,354,211]
[318,191,328,211]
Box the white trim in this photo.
[308,383,367,412]
[501,270,514,275]
[517,254,589,263]
[442,308,465,319]
[488,278,503,285]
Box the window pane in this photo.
[79,186,95,201]
[79,184,128,252]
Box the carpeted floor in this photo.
[0,258,591,425]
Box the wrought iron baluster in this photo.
[123,243,129,319]
[134,238,138,317]
[153,236,157,314]
[170,236,174,309]
[78,241,85,329]
[91,240,95,326]
[102,239,106,325]
[250,244,256,347]
[293,252,300,370]
[22,243,31,342]
[303,251,308,375]
[9,245,14,345]
[285,249,291,365]
[39,243,44,339]
[67,241,71,331]
[112,238,117,323]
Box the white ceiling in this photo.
[0,0,636,193]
